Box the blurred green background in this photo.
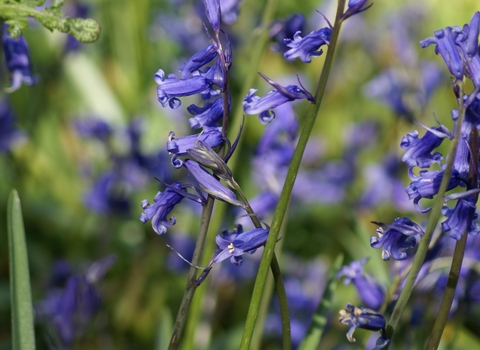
[1,0,480,349]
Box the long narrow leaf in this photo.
[298,254,344,350]
[7,189,36,350]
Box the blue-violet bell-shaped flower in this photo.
[420,26,464,80]
[183,159,244,207]
[370,217,424,261]
[2,24,38,92]
[187,95,230,130]
[338,258,385,309]
[400,125,451,168]
[441,197,480,240]
[243,73,314,124]
[154,69,214,109]
[340,0,373,21]
[139,182,187,234]
[406,168,463,212]
[203,0,221,33]
[167,128,224,167]
[179,44,218,79]
[212,225,269,265]
[284,27,332,63]
[338,303,386,343]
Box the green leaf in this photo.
[7,189,36,350]
[155,308,173,350]
[298,254,344,350]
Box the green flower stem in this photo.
[168,196,215,350]
[239,0,347,349]
[384,85,467,345]
[425,117,479,349]
[232,181,291,349]
[425,227,467,349]
[0,3,101,42]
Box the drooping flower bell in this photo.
[2,24,38,92]
[283,27,332,63]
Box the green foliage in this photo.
[7,190,36,350]
[0,0,100,42]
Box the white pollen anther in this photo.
[228,243,235,253]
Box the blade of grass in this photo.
[298,254,344,350]
[7,189,36,350]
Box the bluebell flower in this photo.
[283,27,332,63]
[340,0,373,21]
[454,12,480,86]
[338,303,386,343]
[371,217,424,261]
[0,99,26,152]
[2,24,38,92]
[179,44,218,79]
[154,69,214,109]
[187,96,229,130]
[84,171,131,215]
[243,73,314,124]
[167,128,224,167]
[212,225,269,265]
[338,258,385,309]
[74,117,112,141]
[442,197,480,240]
[203,0,221,33]
[420,26,464,80]
[406,168,463,212]
[139,182,187,234]
[35,256,116,349]
[400,125,451,168]
[269,13,305,52]
[183,159,243,207]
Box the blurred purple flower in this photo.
[36,256,116,349]
[74,118,112,141]
[2,24,38,92]
[338,258,385,309]
[0,99,26,152]
[220,0,243,25]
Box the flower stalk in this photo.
[239,0,347,348]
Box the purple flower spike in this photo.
[179,44,218,79]
[420,27,464,80]
[338,258,385,309]
[212,225,269,265]
[371,217,424,261]
[139,182,187,234]
[400,125,451,168]
[154,69,213,109]
[442,197,480,240]
[204,0,221,33]
[339,303,386,343]
[464,12,480,57]
[243,73,314,124]
[2,24,38,92]
[183,160,244,207]
[284,27,332,63]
